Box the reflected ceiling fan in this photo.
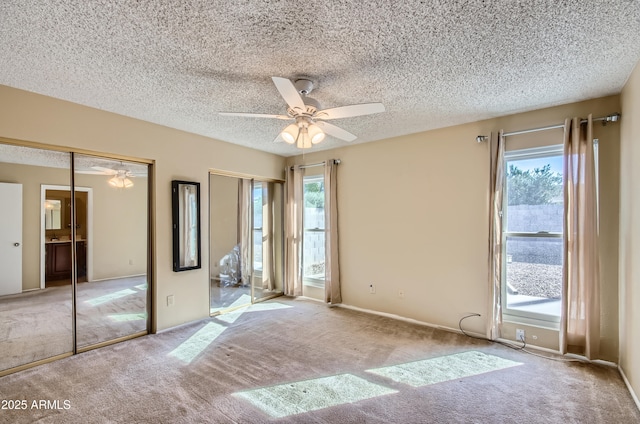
[79,164,146,188]
[219,77,385,149]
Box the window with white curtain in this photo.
[302,175,325,286]
[502,145,564,327]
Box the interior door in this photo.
[0,182,22,296]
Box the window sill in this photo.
[503,314,560,331]
[303,278,325,289]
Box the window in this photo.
[503,146,564,327]
[252,182,263,274]
[303,175,325,286]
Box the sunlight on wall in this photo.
[233,374,397,418]
[366,351,521,387]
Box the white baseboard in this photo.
[619,365,640,412]
[335,303,487,339]
[90,273,146,283]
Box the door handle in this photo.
[14,242,20,247]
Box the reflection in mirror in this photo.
[209,174,283,315]
[74,154,149,349]
[173,181,201,271]
[0,143,73,374]
[44,199,62,230]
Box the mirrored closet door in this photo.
[209,173,283,315]
[0,144,74,373]
[74,154,149,349]
[0,142,151,376]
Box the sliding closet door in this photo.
[73,154,149,350]
[0,144,73,374]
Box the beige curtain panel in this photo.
[262,182,275,291]
[324,160,341,304]
[284,166,304,296]
[488,131,505,340]
[560,115,601,360]
[238,178,252,286]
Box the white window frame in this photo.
[502,145,564,329]
[302,175,325,288]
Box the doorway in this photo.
[41,185,92,288]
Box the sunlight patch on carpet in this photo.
[134,283,147,290]
[85,288,137,306]
[247,302,293,312]
[169,310,244,363]
[172,298,293,363]
[234,374,397,418]
[366,351,521,387]
[108,312,147,322]
[168,321,228,363]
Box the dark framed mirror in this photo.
[172,180,201,272]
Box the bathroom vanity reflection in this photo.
[45,239,86,282]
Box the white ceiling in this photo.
[1,1,639,157]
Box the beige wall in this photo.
[620,61,640,402]
[0,85,286,331]
[74,172,148,280]
[288,95,621,362]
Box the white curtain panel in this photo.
[284,166,304,296]
[560,115,601,359]
[324,160,341,304]
[488,131,505,340]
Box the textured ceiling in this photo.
[1,1,639,157]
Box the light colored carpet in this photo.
[0,276,147,371]
[0,297,638,423]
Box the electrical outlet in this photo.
[369,284,376,294]
[129,259,133,265]
[516,329,525,341]
[398,289,405,298]
[167,295,175,306]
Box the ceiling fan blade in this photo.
[316,121,357,142]
[272,77,306,112]
[219,112,291,120]
[315,103,385,120]
[91,166,118,175]
[76,170,107,175]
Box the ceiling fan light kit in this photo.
[108,174,134,188]
[220,76,385,150]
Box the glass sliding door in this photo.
[209,175,252,313]
[209,173,283,315]
[0,143,74,374]
[73,154,149,350]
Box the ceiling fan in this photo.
[219,77,385,149]
[79,164,146,188]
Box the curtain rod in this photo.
[289,159,341,170]
[503,113,621,137]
